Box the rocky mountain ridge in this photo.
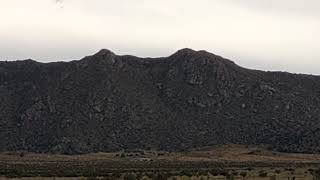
[0,48,320,154]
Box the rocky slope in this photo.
[0,48,320,154]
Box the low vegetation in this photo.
[0,147,319,179]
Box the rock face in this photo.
[0,48,320,154]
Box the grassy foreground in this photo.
[1,145,320,179]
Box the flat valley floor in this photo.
[1,145,320,180]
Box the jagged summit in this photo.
[172,48,197,55]
[169,48,236,67]
[93,49,115,57]
[1,48,233,67]
[171,48,214,58]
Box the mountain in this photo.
[0,48,320,154]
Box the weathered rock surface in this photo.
[0,48,320,154]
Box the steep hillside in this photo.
[0,48,320,154]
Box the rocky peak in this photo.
[94,49,115,57]
[81,49,117,65]
[172,48,197,56]
[170,48,212,59]
[170,48,235,66]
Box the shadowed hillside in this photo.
[0,48,320,154]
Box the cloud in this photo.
[0,0,319,75]
[223,0,320,17]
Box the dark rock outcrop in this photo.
[0,48,320,154]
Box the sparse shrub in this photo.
[87,176,98,180]
[171,177,177,180]
[180,170,192,177]
[101,176,118,180]
[258,171,267,177]
[285,168,295,172]
[145,172,154,179]
[240,172,247,177]
[19,152,25,157]
[245,167,254,171]
[138,172,147,179]
[232,171,238,176]
[210,169,220,176]
[275,169,281,174]
[220,171,228,176]
[270,175,276,180]
[112,172,122,178]
[154,173,169,180]
[197,171,208,177]
[313,168,320,180]
[226,174,234,180]
[140,176,150,180]
[124,173,137,180]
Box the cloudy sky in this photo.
[0,0,319,75]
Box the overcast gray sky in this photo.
[0,0,319,75]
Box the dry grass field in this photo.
[1,145,320,180]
